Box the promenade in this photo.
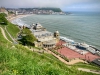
[56,40,100,62]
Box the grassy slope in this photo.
[0,24,99,75]
[73,62,100,70]
[0,30,71,75]
[6,22,20,38]
[0,25,13,42]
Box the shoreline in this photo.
[7,14,32,22]
[7,14,34,26]
[7,14,100,51]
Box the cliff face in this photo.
[0,7,8,15]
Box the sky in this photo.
[0,0,100,12]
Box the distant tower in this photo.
[54,30,60,43]
[54,30,59,39]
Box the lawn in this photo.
[0,25,13,42]
[73,62,100,71]
[6,22,20,38]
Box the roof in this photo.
[33,30,53,36]
[43,40,56,45]
[35,23,43,29]
[55,30,59,34]
[31,30,54,42]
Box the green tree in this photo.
[0,13,8,25]
[19,28,37,46]
[0,13,7,17]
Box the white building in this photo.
[30,23,59,49]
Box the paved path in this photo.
[78,68,100,74]
[0,27,12,43]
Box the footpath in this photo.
[5,26,15,42]
[0,26,18,44]
[0,27,12,43]
[78,68,100,74]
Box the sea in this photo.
[12,12,100,49]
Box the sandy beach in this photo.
[7,14,31,22]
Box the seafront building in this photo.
[30,23,60,49]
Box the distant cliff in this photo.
[20,7,62,12]
[34,8,62,12]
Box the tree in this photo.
[0,13,7,17]
[19,28,37,46]
[0,13,8,25]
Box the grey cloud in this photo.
[0,0,95,8]
[0,0,100,11]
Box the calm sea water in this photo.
[19,12,100,49]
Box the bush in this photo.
[0,13,8,25]
[19,28,37,46]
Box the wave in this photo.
[11,18,28,26]
[60,36,75,43]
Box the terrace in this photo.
[55,40,100,62]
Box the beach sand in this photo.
[7,14,31,22]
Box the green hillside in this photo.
[6,22,20,38]
[0,16,99,75]
[0,30,99,75]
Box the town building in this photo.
[30,23,60,49]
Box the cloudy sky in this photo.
[0,0,100,12]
